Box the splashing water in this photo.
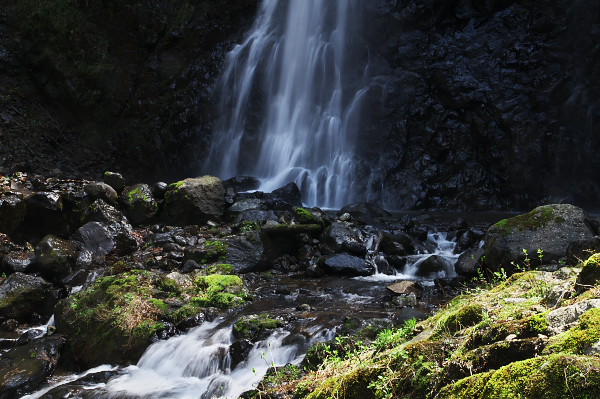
[205,0,371,208]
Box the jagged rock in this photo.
[454,228,486,253]
[34,235,78,279]
[0,193,26,235]
[103,171,126,193]
[0,272,52,322]
[84,182,118,205]
[82,199,126,225]
[319,253,374,277]
[267,182,302,209]
[546,299,600,334]
[414,255,448,277]
[455,248,485,277]
[0,335,64,398]
[121,184,158,225]
[223,231,268,273]
[2,249,35,274]
[339,202,391,225]
[162,176,226,226]
[72,222,115,260]
[322,222,367,256]
[387,280,423,297]
[483,204,595,273]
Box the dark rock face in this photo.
[319,253,374,277]
[0,272,52,322]
[34,235,78,279]
[360,0,600,210]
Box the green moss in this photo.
[202,240,228,263]
[168,180,185,190]
[544,308,600,355]
[293,207,323,225]
[576,253,600,292]
[439,304,485,334]
[238,221,260,233]
[202,263,234,275]
[438,354,600,399]
[233,313,284,341]
[490,206,560,237]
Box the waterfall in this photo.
[205,0,370,208]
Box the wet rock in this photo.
[2,249,35,274]
[16,328,46,346]
[454,228,486,253]
[152,182,168,199]
[339,202,391,225]
[391,292,417,307]
[484,204,595,273]
[380,232,415,256]
[0,272,52,322]
[322,222,367,256]
[223,176,261,193]
[455,248,485,277]
[121,184,158,226]
[230,339,253,369]
[223,231,268,273]
[414,255,448,277]
[267,182,302,209]
[23,191,69,238]
[0,193,26,235]
[102,171,126,193]
[162,176,226,226]
[82,199,126,225]
[34,235,78,279]
[72,222,116,260]
[0,335,64,398]
[387,280,423,297]
[84,182,118,205]
[318,253,374,277]
[233,314,284,342]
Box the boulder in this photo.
[414,255,448,277]
[483,204,595,273]
[0,272,52,322]
[23,191,70,238]
[162,176,226,226]
[267,182,302,209]
[380,232,415,256]
[84,182,118,205]
[223,231,268,273]
[2,250,35,274]
[121,184,158,225]
[387,280,423,297]
[567,237,600,264]
[0,335,64,398]
[34,235,78,279]
[339,202,391,225]
[102,171,126,193]
[322,222,367,256]
[72,222,115,260]
[319,253,374,277]
[576,253,600,294]
[223,176,261,193]
[0,193,26,235]
[455,248,485,277]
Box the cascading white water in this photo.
[205,0,370,208]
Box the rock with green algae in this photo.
[0,272,53,322]
[120,184,158,225]
[162,176,226,226]
[483,204,594,273]
[576,253,600,293]
[55,269,249,368]
[437,354,600,399]
[233,313,284,341]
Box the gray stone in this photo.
[547,299,600,334]
[319,253,374,277]
[387,280,423,297]
[2,250,35,273]
[414,255,448,277]
[0,193,26,234]
[84,182,118,205]
[121,184,158,225]
[34,235,78,278]
[162,176,226,226]
[455,248,484,277]
[102,171,126,193]
[73,222,115,258]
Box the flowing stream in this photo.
[205,0,371,208]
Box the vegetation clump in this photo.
[233,313,284,341]
[490,206,561,237]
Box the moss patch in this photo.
[233,313,284,341]
[543,308,600,355]
[490,206,561,237]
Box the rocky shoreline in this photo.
[1,171,600,398]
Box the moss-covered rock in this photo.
[120,184,158,225]
[439,304,485,334]
[34,234,78,279]
[55,269,249,368]
[576,253,600,293]
[162,176,226,226]
[293,207,323,225]
[437,354,600,399]
[233,313,283,341]
[544,308,600,355]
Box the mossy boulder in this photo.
[162,176,226,226]
[576,253,600,293]
[120,184,158,225]
[439,304,485,334]
[34,234,78,279]
[437,354,600,399]
[293,207,323,225]
[544,308,600,355]
[55,269,249,368]
[483,204,594,273]
[233,313,284,341]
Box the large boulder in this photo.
[0,272,53,322]
[339,202,391,225]
[483,204,595,273]
[162,176,226,226]
[322,222,368,256]
[72,222,116,261]
[84,182,118,205]
[22,191,70,239]
[2,249,36,274]
[223,231,268,273]
[120,184,158,226]
[102,171,126,193]
[34,235,78,279]
[0,335,64,398]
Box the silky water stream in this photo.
[24,232,461,399]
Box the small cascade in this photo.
[204,0,372,208]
